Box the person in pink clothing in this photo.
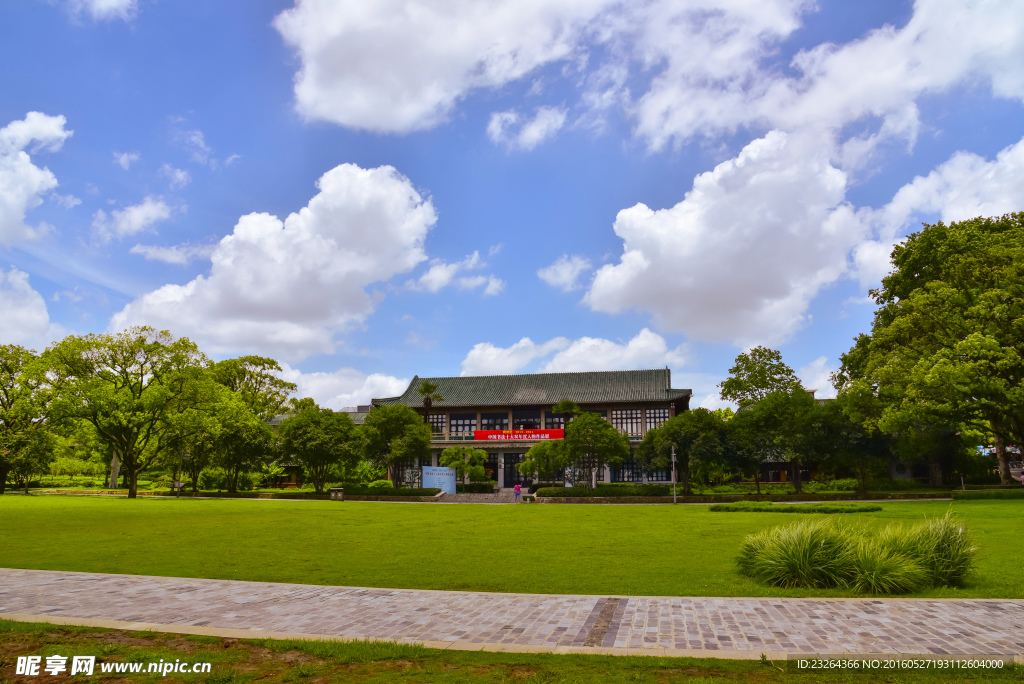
[513,483,522,502]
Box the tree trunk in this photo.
[927,456,943,488]
[127,461,138,499]
[0,464,8,495]
[994,431,1012,485]
[108,454,120,489]
[753,470,761,495]
[791,462,803,494]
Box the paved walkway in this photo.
[2,569,1022,660]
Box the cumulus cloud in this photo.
[0,112,72,247]
[538,254,591,291]
[460,328,684,376]
[129,242,215,265]
[112,151,139,170]
[273,0,611,132]
[110,163,437,360]
[487,106,568,150]
[278,363,409,410]
[405,251,504,296]
[0,267,67,349]
[586,131,864,347]
[92,196,175,242]
[159,164,191,189]
[51,193,81,209]
[851,134,1024,288]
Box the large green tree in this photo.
[438,445,488,482]
[361,404,433,488]
[718,346,802,408]
[45,327,217,498]
[836,213,1024,483]
[0,345,56,495]
[211,393,274,493]
[212,356,296,420]
[278,404,358,494]
[637,408,725,495]
[562,411,629,488]
[518,440,566,483]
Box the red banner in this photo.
[473,429,564,441]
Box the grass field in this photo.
[0,495,1021,598]
[3,620,1021,684]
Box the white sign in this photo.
[422,466,457,494]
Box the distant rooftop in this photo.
[372,369,691,409]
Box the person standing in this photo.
[513,482,522,502]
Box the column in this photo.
[498,453,505,488]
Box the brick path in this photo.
[2,568,1022,660]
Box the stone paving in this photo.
[2,568,1023,659]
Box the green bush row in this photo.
[738,513,975,594]
[952,489,1024,499]
[344,486,442,497]
[457,482,497,493]
[535,484,678,497]
[710,502,882,513]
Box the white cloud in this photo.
[585,130,865,347]
[112,151,139,170]
[487,106,567,151]
[538,254,591,291]
[850,134,1024,288]
[0,267,66,350]
[406,251,504,296]
[174,128,212,165]
[129,242,215,265]
[278,363,408,410]
[159,163,191,189]
[0,112,72,247]
[461,337,571,376]
[110,163,437,360]
[798,356,837,400]
[460,328,684,376]
[92,196,175,242]
[274,0,612,132]
[69,0,137,21]
[51,193,81,209]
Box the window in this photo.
[449,413,476,439]
[610,457,643,482]
[427,413,446,434]
[480,412,509,431]
[544,412,565,430]
[512,410,541,430]
[611,409,643,439]
[646,407,670,431]
[647,467,671,482]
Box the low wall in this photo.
[536,492,949,504]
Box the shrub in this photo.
[851,541,928,594]
[738,519,856,588]
[345,486,440,496]
[919,512,976,587]
[803,478,858,493]
[953,489,1024,499]
[237,471,256,491]
[367,480,394,490]
[864,478,932,491]
[710,502,882,513]
[199,468,227,491]
[456,482,496,493]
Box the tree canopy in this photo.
[361,404,433,487]
[278,404,358,493]
[718,346,802,408]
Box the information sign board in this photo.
[422,466,457,494]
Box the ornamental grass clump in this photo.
[738,513,976,594]
[737,519,855,588]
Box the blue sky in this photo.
[1,0,1022,408]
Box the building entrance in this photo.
[503,453,531,488]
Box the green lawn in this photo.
[1,495,1021,598]
[4,620,1021,684]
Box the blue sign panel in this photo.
[422,466,457,494]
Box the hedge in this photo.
[952,489,1024,500]
[342,487,442,497]
[709,502,883,513]
[456,482,497,493]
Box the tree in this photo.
[0,345,55,495]
[417,381,443,420]
[723,409,778,494]
[718,346,802,408]
[518,440,566,482]
[746,389,820,493]
[439,445,488,482]
[46,328,217,498]
[562,411,629,488]
[361,404,433,488]
[212,356,296,420]
[211,393,273,493]
[836,213,1024,484]
[638,408,725,495]
[278,404,358,494]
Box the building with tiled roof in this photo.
[372,369,691,488]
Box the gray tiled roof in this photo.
[372,369,691,409]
